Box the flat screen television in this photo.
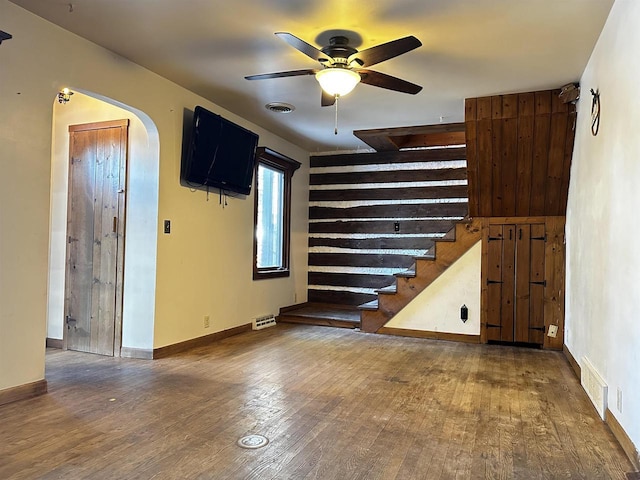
[181,106,259,196]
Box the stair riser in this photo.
[377,287,418,314]
[361,310,389,333]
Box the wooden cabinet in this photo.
[481,217,565,349]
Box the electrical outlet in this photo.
[617,388,623,413]
[204,315,210,329]
[548,324,558,338]
[394,222,400,232]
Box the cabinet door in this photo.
[485,222,546,345]
[514,224,531,342]
[528,223,546,344]
[500,225,516,342]
[486,224,505,341]
[486,224,516,342]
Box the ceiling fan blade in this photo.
[245,69,318,80]
[321,90,336,107]
[357,69,422,94]
[349,36,422,68]
[275,32,332,63]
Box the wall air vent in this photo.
[253,314,276,330]
[581,356,608,420]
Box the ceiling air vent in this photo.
[265,102,295,114]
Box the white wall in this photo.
[0,0,308,392]
[566,0,640,452]
[48,92,158,350]
[386,242,481,335]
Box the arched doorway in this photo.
[47,90,159,357]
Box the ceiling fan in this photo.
[245,32,423,107]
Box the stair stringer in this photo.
[360,218,482,333]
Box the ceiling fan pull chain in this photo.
[334,94,339,135]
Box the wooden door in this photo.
[485,222,545,344]
[65,120,128,356]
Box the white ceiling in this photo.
[10,0,613,153]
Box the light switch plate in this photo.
[548,324,558,337]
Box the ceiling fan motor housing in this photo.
[321,36,358,64]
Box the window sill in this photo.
[253,268,290,280]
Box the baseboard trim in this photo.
[153,323,252,359]
[46,338,63,349]
[120,347,154,360]
[606,408,640,471]
[0,380,48,406]
[563,344,581,380]
[377,327,481,344]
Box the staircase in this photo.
[359,218,482,333]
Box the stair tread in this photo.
[278,304,360,322]
[376,285,397,294]
[358,300,379,310]
[395,269,416,278]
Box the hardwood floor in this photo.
[0,324,634,479]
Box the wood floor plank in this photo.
[0,326,635,479]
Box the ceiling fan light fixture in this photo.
[315,68,361,97]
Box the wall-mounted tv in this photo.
[181,106,259,196]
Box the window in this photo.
[253,148,300,280]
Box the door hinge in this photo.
[531,235,547,241]
[530,280,547,287]
[488,236,503,242]
[66,315,77,329]
[487,279,504,285]
[486,323,502,328]
[530,326,546,331]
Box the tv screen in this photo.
[181,106,259,195]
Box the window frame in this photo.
[252,147,301,280]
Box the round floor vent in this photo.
[237,434,269,449]
[265,102,295,114]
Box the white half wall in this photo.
[386,241,481,335]
[566,0,640,453]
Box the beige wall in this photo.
[0,1,308,391]
[566,0,640,451]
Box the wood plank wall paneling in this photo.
[309,185,468,202]
[307,289,376,306]
[309,219,460,235]
[309,202,468,220]
[310,147,466,167]
[309,167,467,185]
[309,143,468,306]
[308,272,396,289]
[308,236,435,250]
[308,253,416,269]
[465,89,576,217]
